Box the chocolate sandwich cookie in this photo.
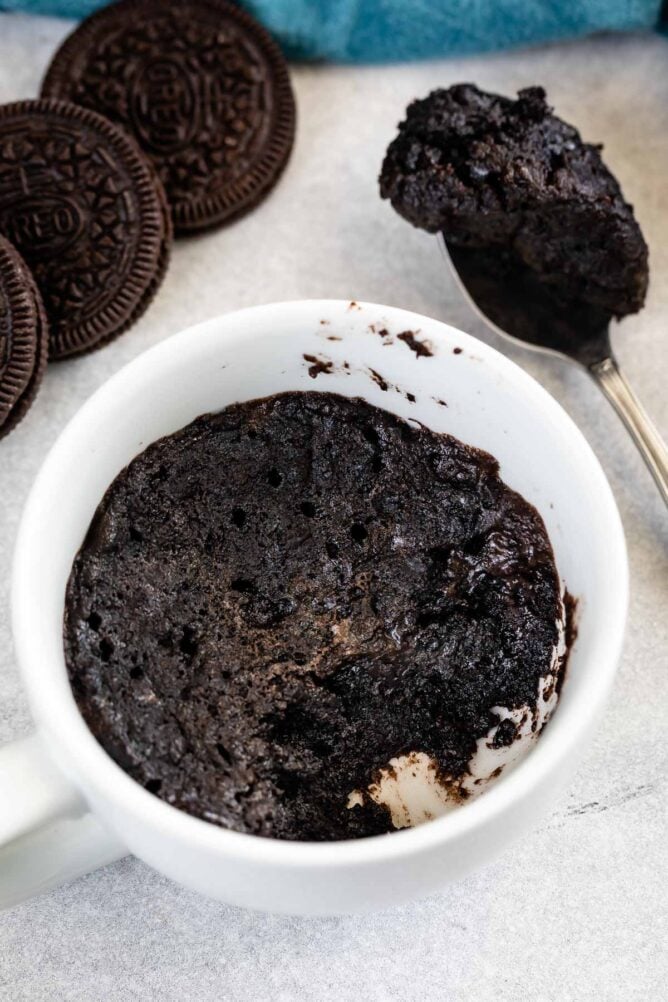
[42,0,296,234]
[0,99,171,360]
[0,235,48,439]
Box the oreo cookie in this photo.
[0,235,48,439]
[42,0,296,234]
[0,98,172,360]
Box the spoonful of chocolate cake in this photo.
[380,83,667,506]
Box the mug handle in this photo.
[0,733,127,910]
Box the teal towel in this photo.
[0,0,665,61]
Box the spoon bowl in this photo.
[440,234,668,506]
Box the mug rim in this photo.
[12,299,628,869]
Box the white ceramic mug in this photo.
[0,300,627,914]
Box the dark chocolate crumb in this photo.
[398,331,433,357]
[491,718,517,748]
[368,369,389,391]
[303,354,334,379]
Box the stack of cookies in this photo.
[0,0,295,439]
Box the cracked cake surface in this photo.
[65,391,564,840]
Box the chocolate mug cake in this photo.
[65,391,569,841]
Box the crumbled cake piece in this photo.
[380,84,648,320]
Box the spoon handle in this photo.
[589,356,668,507]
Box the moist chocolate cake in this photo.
[65,391,565,841]
[379,84,648,326]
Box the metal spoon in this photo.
[440,236,668,506]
